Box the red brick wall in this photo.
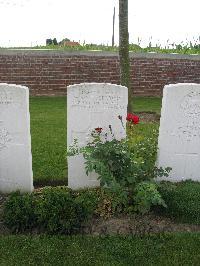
[0,50,200,96]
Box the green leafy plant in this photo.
[3,191,36,232]
[34,187,90,234]
[72,187,125,218]
[72,188,99,219]
[133,181,167,214]
[68,126,171,214]
[3,187,92,234]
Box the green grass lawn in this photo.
[30,97,67,185]
[30,96,162,184]
[132,96,162,114]
[158,181,200,225]
[0,233,200,265]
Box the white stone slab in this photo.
[157,83,200,182]
[67,83,128,189]
[0,83,33,193]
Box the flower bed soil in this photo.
[135,112,160,123]
[82,215,200,236]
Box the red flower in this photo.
[132,115,139,124]
[126,113,139,124]
[126,113,133,121]
[95,127,103,133]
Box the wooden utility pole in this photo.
[112,7,115,47]
[119,0,131,111]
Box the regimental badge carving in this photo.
[180,92,200,117]
[169,120,200,142]
[0,128,11,151]
[0,88,13,105]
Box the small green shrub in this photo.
[158,181,200,224]
[3,187,92,234]
[35,187,88,234]
[3,191,36,232]
[73,187,126,219]
[73,188,99,218]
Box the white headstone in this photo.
[67,83,128,189]
[157,83,200,182]
[0,84,33,193]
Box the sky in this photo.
[0,0,199,47]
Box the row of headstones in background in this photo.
[1,82,200,193]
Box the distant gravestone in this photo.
[157,83,200,181]
[67,83,128,189]
[0,84,33,193]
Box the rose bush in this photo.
[68,115,171,214]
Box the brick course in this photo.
[0,50,200,96]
